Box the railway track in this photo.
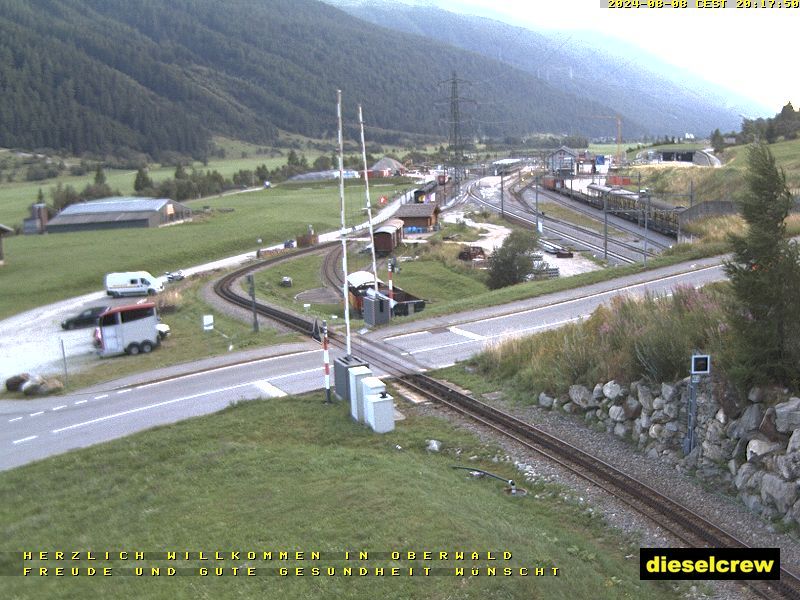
[212,254,800,599]
[525,184,672,251]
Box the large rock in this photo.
[747,439,782,461]
[661,382,677,403]
[608,405,627,422]
[761,473,798,514]
[735,462,758,490]
[663,401,679,421]
[759,407,786,443]
[731,404,763,439]
[568,385,597,409]
[635,382,654,411]
[774,397,800,433]
[538,392,554,409]
[623,396,642,420]
[788,429,800,454]
[613,422,631,438]
[776,452,800,481]
[592,383,604,402]
[602,380,623,402]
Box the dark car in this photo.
[61,306,109,330]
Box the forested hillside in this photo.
[331,1,763,137]
[0,0,625,159]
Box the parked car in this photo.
[61,306,109,330]
[163,270,184,282]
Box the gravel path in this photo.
[407,389,799,600]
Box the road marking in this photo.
[252,380,287,397]
[13,435,37,445]
[406,317,585,356]
[30,411,44,417]
[133,349,321,391]
[270,367,320,381]
[94,394,108,400]
[116,389,131,395]
[75,400,87,405]
[449,326,485,341]
[52,380,265,435]
[53,405,66,411]
[8,417,22,423]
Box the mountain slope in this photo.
[328,1,763,137]
[0,0,632,158]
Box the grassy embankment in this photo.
[0,391,682,600]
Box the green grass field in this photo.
[0,184,371,320]
[0,392,680,600]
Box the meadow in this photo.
[0,391,681,600]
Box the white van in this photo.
[105,271,164,297]
[95,302,161,357]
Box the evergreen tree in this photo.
[134,167,153,193]
[94,165,106,185]
[723,143,800,388]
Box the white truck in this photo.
[105,271,164,297]
[94,303,162,357]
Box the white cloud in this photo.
[433,0,797,111]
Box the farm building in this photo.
[370,156,406,176]
[46,197,192,233]
[395,203,440,232]
[373,218,404,255]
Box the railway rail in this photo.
[213,254,800,599]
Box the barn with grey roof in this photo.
[46,197,192,233]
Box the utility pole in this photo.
[500,171,504,217]
[246,274,259,333]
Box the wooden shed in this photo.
[395,204,440,233]
[373,218,404,255]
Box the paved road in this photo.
[0,253,728,471]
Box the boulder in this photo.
[426,439,441,452]
[663,402,679,421]
[592,383,604,402]
[613,422,631,438]
[661,382,677,403]
[568,385,597,409]
[635,382,654,411]
[776,452,800,481]
[731,404,763,439]
[759,407,787,443]
[608,405,627,422]
[735,462,758,490]
[648,423,664,440]
[748,387,765,403]
[623,396,642,420]
[774,397,800,433]
[538,392,554,409]
[761,473,798,514]
[652,396,665,411]
[746,439,782,461]
[787,429,800,454]
[602,380,623,402]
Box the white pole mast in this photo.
[358,104,380,294]
[337,90,352,356]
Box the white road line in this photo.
[383,330,430,342]
[51,380,263,434]
[8,417,22,423]
[53,405,67,411]
[407,317,585,356]
[252,380,287,397]
[13,435,37,445]
[75,400,87,405]
[133,349,321,391]
[449,326,486,341]
[116,389,131,395]
[30,411,44,417]
[270,366,321,381]
[94,394,108,400]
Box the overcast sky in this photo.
[428,0,797,114]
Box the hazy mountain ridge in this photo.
[328,0,764,137]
